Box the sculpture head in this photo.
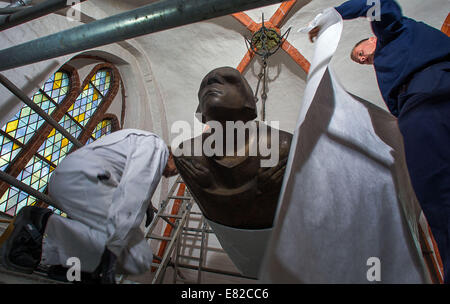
[196,67,257,123]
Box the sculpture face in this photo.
[198,67,257,123]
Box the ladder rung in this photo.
[160,213,183,219]
[159,216,176,227]
[178,255,201,261]
[148,234,172,241]
[183,227,214,233]
[168,196,191,200]
[182,232,202,237]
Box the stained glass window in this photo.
[0,72,69,215]
[0,68,115,216]
[0,72,70,174]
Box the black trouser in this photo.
[397,61,450,283]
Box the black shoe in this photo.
[92,249,117,284]
[1,206,52,274]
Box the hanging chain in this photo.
[254,59,268,121]
[261,60,268,121]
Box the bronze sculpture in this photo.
[174,67,292,229]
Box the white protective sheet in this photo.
[259,15,430,283]
[205,218,272,278]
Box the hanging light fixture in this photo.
[245,13,290,121]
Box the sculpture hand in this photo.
[177,158,215,189]
[257,158,288,193]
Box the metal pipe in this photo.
[0,6,31,15]
[0,73,83,148]
[0,0,86,31]
[8,0,33,8]
[0,170,56,206]
[0,0,287,71]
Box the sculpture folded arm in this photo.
[175,129,291,229]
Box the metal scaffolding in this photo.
[119,176,257,284]
[0,0,287,71]
[0,0,87,31]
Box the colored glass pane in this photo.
[42,72,71,104]
[94,119,112,139]
[0,72,69,157]
[0,134,22,171]
[91,69,111,96]
[0,186,63,216]
[0,156,55,215]
[36,115,81,167]
[67,83,103,127]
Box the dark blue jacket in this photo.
[335,0,450,116]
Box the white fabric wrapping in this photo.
[259,13,430,283]
[298,7,342,36]
[205,218,272,278]
[42,129,169,274]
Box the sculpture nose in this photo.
[206,74,223,86]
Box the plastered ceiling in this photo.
[122,0,449,137]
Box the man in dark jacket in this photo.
[309,0,450,283]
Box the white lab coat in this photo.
[259,12,430,283]
[42,129,169,274]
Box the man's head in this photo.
[351,37,377,65]
[163,147,178,178]
[197,67,257,123]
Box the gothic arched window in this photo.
[0,63,122,216]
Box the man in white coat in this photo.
[1,129,178,283]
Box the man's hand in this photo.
[145,203,157,228]
[298,8,342,42]
[309,26,321,43]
